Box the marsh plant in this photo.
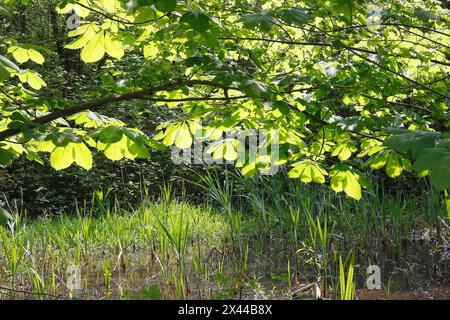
[0,169,448,300]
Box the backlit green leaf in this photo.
[174,123,193,149]
[344,171,361,201]
[73,142,93,170]
[50,144,75,170]
[81,31,106,63]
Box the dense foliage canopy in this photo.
[0,0,449,200]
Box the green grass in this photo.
[0,201,230,299]
[0,170,449,300]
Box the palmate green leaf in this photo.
[133,5,157,23]
[129,142,150,158]
[205,140,239,161]
[51,131,79,147]
[65,36,91,50]
[50,144,75,170]
[430,163,450,191]
[155,122,195,149]
[367,151,388,170]
[25,150,44,165]
[99,126,124,144]
[103,142,126,161]
[205,141,223,160]
[97,131,150,161]
[331,0,357,22]
[9,46,28,64]
[401,157,412,172]
[382,129,450,189]
[330,171,345,192]
[429,166,450,191]
[279,8,311,26]
[413,149,449,171]
[330,168,362,201]
[288,160,328,184]
[50,142,93,170]
[344,171,361,201]
[8,46,45,65]
[57,0,91,17]
[81,31,106,63]
[154,0,177,13]
[26,72,46,90]
[73,142,93,170]
[413,148,450,191]
[180,10,211,32]
[383,129,440,157]
[366,150,411,178]
[33,140,56,153]
[143,43,159,59]
[17,70,47,90]
[223,141,238,161]
[240,79,271,100]
[236,12,277,33]
[28,49,45,64]
[161,123,180,146]
[331,143,356,161]
[65,23,100,50]
[68,111,119,129]
[358,139,384,158]
[174,123,193,149]
[104,32,124,59]
[99,0,117,12]
[385,153,403,178]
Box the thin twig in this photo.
[0,285,69,300]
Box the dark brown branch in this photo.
[219,37,450,67]
[0,80,239,142]
[347,49,449,99]
[0,88,20,105]
[326,23,450,38]
[423,74,450,85]
[396,25,450,49]
[146,95,247,102]
[219,37,331,47]
[282,101,384,142]
[74,1,168,25]
[360,94,433,114]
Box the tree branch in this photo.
[282,101,384,142]
[0,80,240,142]
[219,37,450,67]
[73,1,169,25]
[347,49,449,99]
